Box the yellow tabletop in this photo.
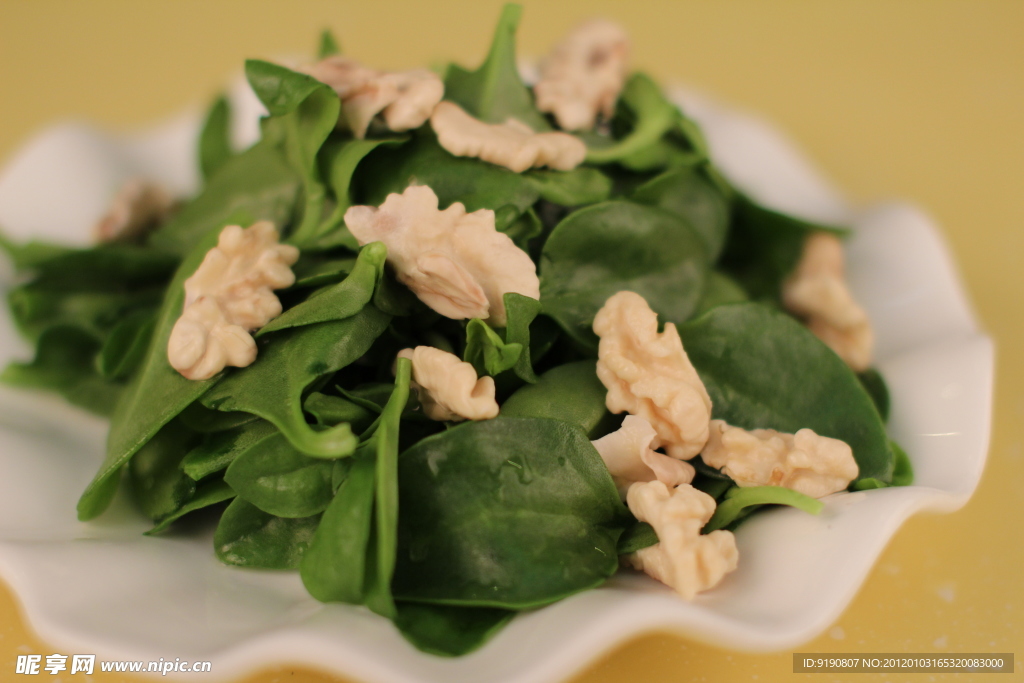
[1,2,1021,682]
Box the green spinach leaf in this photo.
[291,254,356,288]
[703,485,824,533]
[216,497,321,569]
[526,168,612,207]
[364,357,412,618]
[443,3,549,130]
[680,303,894,483]
[890,441,914,487]
[311,137,406,250]
[631,166,730,260]
[199,95,234,181]
[719,193,847,301]
[692,271,748,317]
[300,359,411,612]
[318,28,341,58]
[0,325,121,416]
[0,231,73,270]
[200,304,391,458]
[224,431,335,517]
[615,137,700,172]
[149,141,300,256]
[463,319,521,377]
[392,417,627,609]
[246,59,334,120]
[301,444,376,602]
[499,360,612,437]
[858,368,890,423]
[498,207,542,249]
[11,243,178,290]
[178,403,260,433]
[8,284,162,342]
[582,74,677,164]
[539,200,709,346]
[692,472,734,500]
[355,132,539,225]
[463,294,540,382]
[145,480,235,535]
[304,392,377,432]
[246,60,341,246]
[393,603,514,657]
[853,440,914,490]
[258,242,386,335]
[503,293,541,382]
[617,521,657,555]
[181,420,277,480]
[96,309,156,380]
[127,420,199,522]
[335,385,388,414]
[615,110,709,172]
[692,455,735,482]
[77,225,228,521]
[850,478,886,491]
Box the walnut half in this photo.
[94,178,175,243]
[623,480,739,599]
[591,414,695,497]
[397,346,499,422]
[167,221,298,380]
[430,101,587,173]
[534,19,630,131]
[303,56,444,138]
[782,232,874,372]
[593,291,713,460]
[344,185,539,326]
[700,419,859,498]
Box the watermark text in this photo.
[15,654,212,676]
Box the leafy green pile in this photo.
[0,4,910,657]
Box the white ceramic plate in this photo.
[0,85,992,683]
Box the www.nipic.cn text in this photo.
[15,654,212,676]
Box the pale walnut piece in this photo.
[782,232,874,372]
[344,185,539,326]
[624,480,739,600]
[303,56,443,138]
[534,19,630,131]
[167,222,299,380]
[701,419,859,498]
[397,347,499,422]
[591,414,695,497]
[593,291,713,460]
[94,178,175,242]
[430,101,587,173]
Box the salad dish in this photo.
[0,5,992,680]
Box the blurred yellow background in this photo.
[1,1,1021,681]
